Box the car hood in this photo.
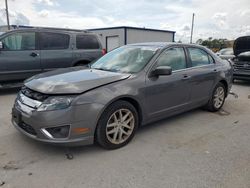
[24,67,131,94]
[233,36,250,56]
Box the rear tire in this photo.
[95,101,139,150]
[204,82,226,112]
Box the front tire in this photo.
[204,82,226,112]
[95,101,139,149]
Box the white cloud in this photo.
[212,12,227,27]
[38,10,49,17]
[37,0,57,6]
[0,0,250,42]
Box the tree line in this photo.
[195,37,233,52]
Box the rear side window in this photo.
[76,35,100,49]
[188,48,211,67]
[156,47,186,71]
[2,32,35,50]
[40,32,69,50]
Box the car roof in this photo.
[2,28,93,34]
[128,42,206,49]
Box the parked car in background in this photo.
[12,43,233,149]
[0,28,105,86]
[230,36,250,81]
[216,48,235,60]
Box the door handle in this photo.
[30,52,39,57]
[182,75,191,80]
[214,69,217,72]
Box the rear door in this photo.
[73,34,103,64]
[186,47,217,104]
[0,31,41,82]
[39,32,73,71]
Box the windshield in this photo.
[91,46,159,73]
[220,48,233,55]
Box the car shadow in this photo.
[0,88,20,96]
[233,80,250,86]
[137,108,201,135]
[18,108,204,159]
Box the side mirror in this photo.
[0,41,3,50]
[151,66,172,77]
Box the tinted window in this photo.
[188,48,210,67]
[157,48,186,71]
[40,32,69,50]
[2,32,35,50]
[76,35,100,49]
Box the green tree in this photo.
[196,37,229,51]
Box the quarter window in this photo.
[156,48,186,71]
[76,35,100,49]
[188,48,210,67]
[2,32,35,50]
[40,32,69,50]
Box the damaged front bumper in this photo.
[11,92,104,146]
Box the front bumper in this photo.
[233,70,250,80]
[11,96,104,146]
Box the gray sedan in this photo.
[12,43,233,149]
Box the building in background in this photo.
[89,26,175,52]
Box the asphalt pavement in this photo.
[0,81,249,188]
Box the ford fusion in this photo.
[12,43,233,149]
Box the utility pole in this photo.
[5,0,10,30]
[190,13,195,44]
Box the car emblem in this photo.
[243,64,249,68]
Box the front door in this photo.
[0,31,41,82]
[145,47,192,118]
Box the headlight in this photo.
[37,97,74,112]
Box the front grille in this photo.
[233,61,250,71]
[18,122,37,136]
[21,86,49,101]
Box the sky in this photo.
[0,0,250,42]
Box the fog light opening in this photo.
[42,125,70,139]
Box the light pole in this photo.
[190,13,195,44]
[5,0,10,30]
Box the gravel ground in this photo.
[0,81,249,188]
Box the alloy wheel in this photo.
[213,86,225,109]
[106,109,135,145]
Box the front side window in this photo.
[76,35,100,49]
[2,32,35,50]
[188,48,210,67]
[156,47,186,71]
[40,32,69,50]
[91,46,158,73]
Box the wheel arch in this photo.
[97,96,144,128]
[72,59,91,66]
[218,79,228,96]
